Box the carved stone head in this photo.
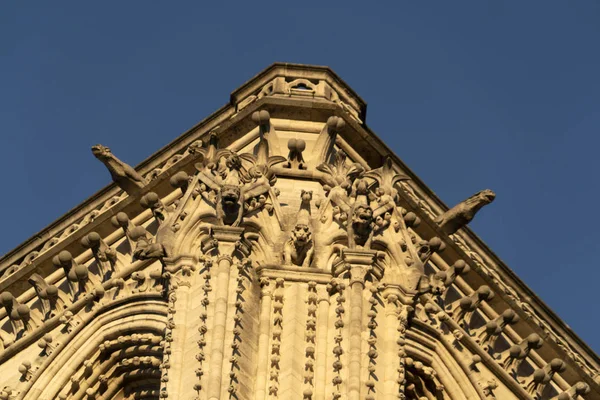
[292,224,312,244]
[226,153,242,171]
[352,205,373,227]
[470,189,496,206]
[301,190,313,202]
[350,204,374,247]
[91,144,112,160]
[220,185,241,207]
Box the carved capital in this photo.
[349,265,370,287]
[210,226,245,243]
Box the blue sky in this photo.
[1,2,599,353]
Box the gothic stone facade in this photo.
[0,64,597,400]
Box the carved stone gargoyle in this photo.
[435,189,496,235]
[283,190,314,267]
[129,225,166,261]
[188,123,284,227]
[91,144,147,195]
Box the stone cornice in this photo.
[256,264,331,284]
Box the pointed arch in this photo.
[21,299,167,400]
[406,323,486,400]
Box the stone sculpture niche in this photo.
[283,190,314,267]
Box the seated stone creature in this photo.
[283,190,314,267]
[217,184,242,226]
[283,223,314,268]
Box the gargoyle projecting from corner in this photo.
[435,189,496,235]
[92,144,147,195]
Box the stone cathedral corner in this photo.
[0,63,597,399]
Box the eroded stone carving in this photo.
[91,144,147,195]
[283,190,314,267]
[556,381,590,399]
[217,184,243,226]
[1,65,597,400]
[317,150,370,249]
[179,120,284,230]
[28,274,67,319]
[284,138,306,169]
[435,189,496,235]
[312,116,346,165]
[525,358,566,397]
[191,132,233,175]
[80,232,117,280]
[129,226,166,261]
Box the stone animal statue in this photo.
[435,189,496,235]
[346,179,375,249]
[216,184,243,226]
[129,226,166,261]
[92,144,147,195]
[348,204,374,248]
[283,190,314,267]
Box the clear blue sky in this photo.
[1,2,599,353]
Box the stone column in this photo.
[382,289,401,399]
[207,254,233,400]
[254,278,274,400]
[314,285,330,399]
[332,249,379,400]
[206,226,245,400]
[347,265,368,400]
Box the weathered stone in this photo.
[91,144,147,194]
[0,64,596,400]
